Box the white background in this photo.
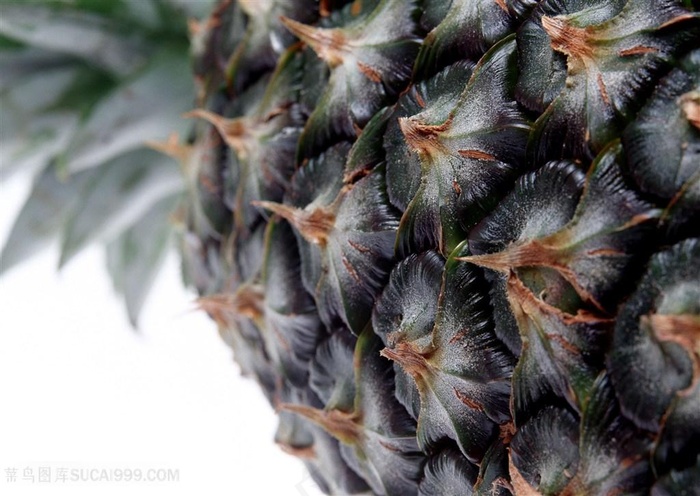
[0,173,323,495]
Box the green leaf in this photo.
[0,63,115,177]
[1,112,79,179]
[106,193,180,327]
[1,63,80,122]
[59,149,183,267]
[0,162,95,274]
[0,46,74,92]
[0,3,148,76]
[12,0,150,21]
[61,50,194,173]
[162,0,217,19]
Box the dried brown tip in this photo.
[457,241,560,274]
[680,91,700,131]
[280,16,346,67]
[508,452,541,496]
[197,286,265,323]
[458,240,609,312]
[398,116,450,158]
[187,18,202,37]
[505,271,610,329]
[253,200,335,247]
[380,342,429,380]
[541,15,594,61]
[278,403,361,445]
[146,132,193,164]
[499,421,516,443]
[277,442,317,459]
[647,313,700,394]
[494,0,509,14]
[189,0,228,37]
[350,0,363,16]
[184,109,251,158]
[238,0,269,16]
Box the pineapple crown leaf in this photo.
[0,0,212,326]
[1,162,93,277]
[0,3,149,77]
[106,194,182,328]
[60,50,195,176]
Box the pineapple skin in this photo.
[186,0,700,494]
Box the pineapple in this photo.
[2,0,700,494]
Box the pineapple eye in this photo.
[609,238,700,432]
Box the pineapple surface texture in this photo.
[3,0,700,494]
[187,1,700,494]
